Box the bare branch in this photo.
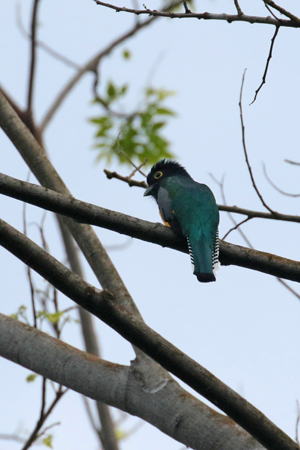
[250,26,279,105]
[183,2,191,14]
[239,70,277,214]
[93,1,299,28]
[1,171,300,282]
[234,0,243,16]
[39,1,183,132]
[222,217,252,241]
[27,0,41,116]
[17,5,80,70]
[21,382,66,450]
[104,169,149,188]
[0,222,297,450]
[263,0,300,24]
[263,163,300,197]
[285,159,300,166]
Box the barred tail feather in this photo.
[187,231,219,283]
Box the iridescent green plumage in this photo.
[144,159,219,282]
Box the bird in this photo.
[144,159,219,282]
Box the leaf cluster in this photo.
[90,82,176,166]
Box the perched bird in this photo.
[144,159,219,282]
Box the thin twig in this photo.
[212,173,300,301]
[263,163,300,197]
[93,1,299,28]
[27,0,41,116]
[183,2,191,14]
[234,0,243,16]
[16,5,80,70]
[285,159,300,166]
[21,385,66,450]
[250,26,279,105]
[209,174,253,247]
[263,0,300,24]
[222,217,252,240]
[104,170,148,187]
[39,1,183,132]
[263,2,281,22]
[119,151,147,177]
[239,70,277,214]
[23,187,37,328]
[296,400,300,446]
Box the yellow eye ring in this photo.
[154,171,163,180]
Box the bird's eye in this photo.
[154,171,163,180]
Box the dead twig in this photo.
[239,70,277,214]
[27,0,41,117]
[250,26,279,105]
[263,163,300,197]
[93,0,299,28]
[104,170,147,188]
[285,159,300,166]
[234,0,243,16]
[263,0,300,24]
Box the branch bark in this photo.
[0,313,264,450]
[93,1,299,28]
[0,171,299,283]
[0,221,296,450]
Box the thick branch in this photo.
[0,221,295,450]
[93,1,299,28]
[0,172,299,282]
[0,314,264,450]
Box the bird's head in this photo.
[144,159,190,198]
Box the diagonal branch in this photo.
[0,219,297,450]
[263,163,300,197]
[263,0,300,24]
[0,313,264,450]
[39,0,183,132]
[27,0,41,117]
[0,171,300,282]
[239,70,276,214]
[250,26,279,105]
[93,1,299,28]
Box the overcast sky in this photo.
[1,1,300,449]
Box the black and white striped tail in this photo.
[187,229,219,283]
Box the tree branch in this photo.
[263,0,300,24]
[93,1,299,28]
[39,0,183,132]
[27,0,41,117]
[250,26,279,105]
[0,223,296,450]
[0,313,264,450]
[104,170,300,224]
[0,172,300,282]
[239,71,276,214]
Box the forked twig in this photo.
[239,70,277,214]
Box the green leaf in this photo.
[107,82,116,99]
[122,49,131,60]
[26,373,38,383]
[46,311,64,323]
[43,435,53,448]
[156,108,175,116]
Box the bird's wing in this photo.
[157,187,174,227]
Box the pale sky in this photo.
[1,1,300,449]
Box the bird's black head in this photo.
[144,159,191,198]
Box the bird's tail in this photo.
[187,232,219,283]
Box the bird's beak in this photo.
[143,186,153,197]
